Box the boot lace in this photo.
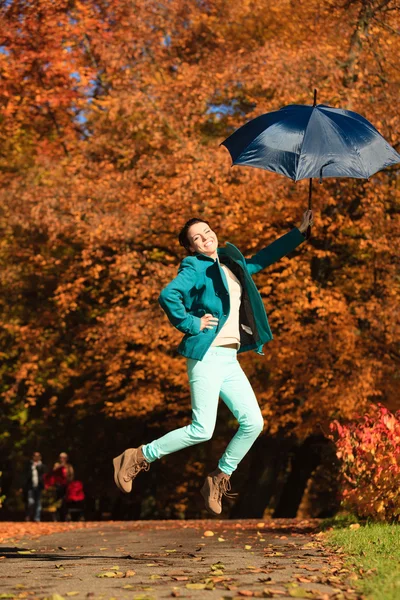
[212,476,238,502]
[123,459,150,482]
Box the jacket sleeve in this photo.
[158,257,202,335]
[245,227,306,276]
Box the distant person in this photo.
[19,451,47,522]
[52,452,75,484]
[49,452,74,521]
[113,210,313,515]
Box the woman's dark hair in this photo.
[178,217,211,254]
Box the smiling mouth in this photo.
[204,240,213,247]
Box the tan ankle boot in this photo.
[113,445,150,494]
[200,469,238,515]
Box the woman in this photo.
[50,452,74,521]
[113,209,314,515]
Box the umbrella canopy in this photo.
[220,103,400,182]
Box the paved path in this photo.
[0,519,362,600]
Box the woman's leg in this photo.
[141,350,223,463]
[217,356,264,476]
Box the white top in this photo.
[211,263,242,348]
[31,462,40,488]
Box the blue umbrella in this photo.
[220,90,400,238]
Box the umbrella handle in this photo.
[306,178,312,240]
[306,88,317,240]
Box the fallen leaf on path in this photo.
[294,576,312,583]
[210,561,225,571]
[125,570,136,577]
[203,530,214,537]
[238,591,254,596]
[205,581,215,590]
[96,571,124,578]
[224,584,238,591]
[210,576,231,583]
[171,576,188,581]
[186,583,207,589]
[286,583,316,598]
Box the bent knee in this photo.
[245,415,264,435]
[189,423,214,442]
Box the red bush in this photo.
[329,403,400,522]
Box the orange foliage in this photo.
[329,404,400,521]
[0,0,399,453]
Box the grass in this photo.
[321,516,400,600]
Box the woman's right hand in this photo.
[200,313,219,331]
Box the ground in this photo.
[0,519,362,600]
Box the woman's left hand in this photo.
[298,209,314,234]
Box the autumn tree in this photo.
[0,0,399,518]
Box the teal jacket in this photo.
[158,227,306,361]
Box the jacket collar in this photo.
[193,242,246,266]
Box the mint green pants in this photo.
[141,346,264,476]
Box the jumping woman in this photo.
[113,209,314,515]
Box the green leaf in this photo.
[210,561,225,571]
[286,583,316,598]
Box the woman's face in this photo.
[187,222,218,257]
